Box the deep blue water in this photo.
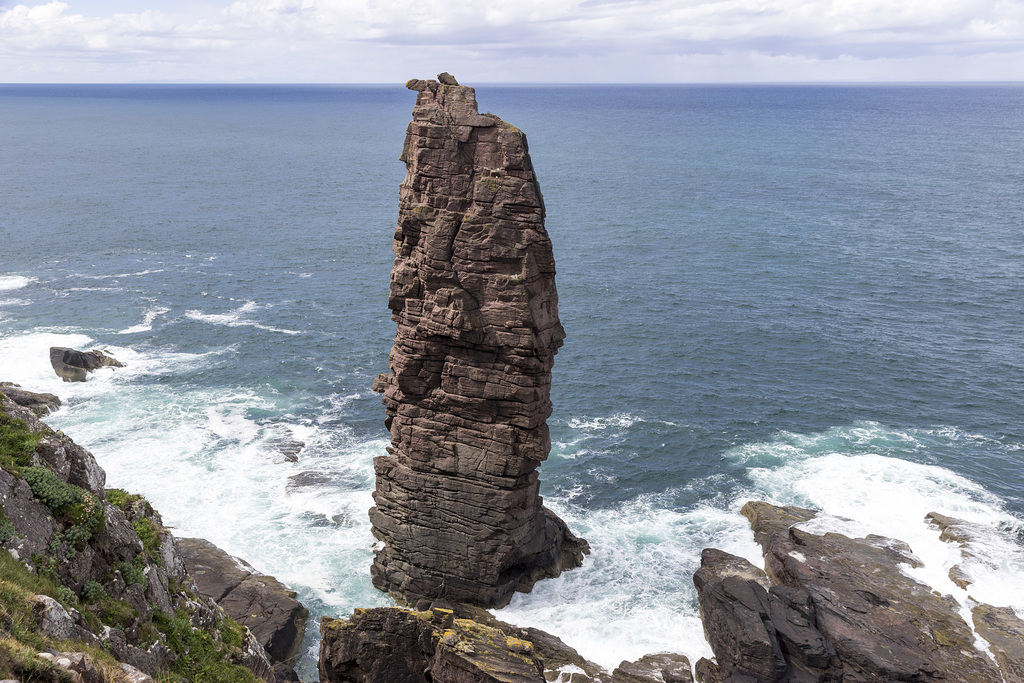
[2,84,1023,677]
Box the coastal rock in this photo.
[176,536,309,665]
[0,382,61,416]
[733,501,1003,682]
[972,604,1024,683]
[318,606,545,683]
[49,346,124,383]
[611,653,694,683]
[0,389,282,682]
[370,74,587,608]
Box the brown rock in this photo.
[740,501,1002,682]
[612,653,693,683]
[0,382,61,416]
[175,537,308,665]
[370,75,587,608]
[318,607,545,683]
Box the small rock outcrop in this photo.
[695,501,1006,682]
[0,381,61,416]
[319,607,545,683]
[49,346,124,382]
[177,536,309,666]
[370,75,587,607]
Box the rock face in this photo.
[177,537,309,665]
[369,75,587,607]
[49,347,124,382]
[695,501,1005,683]
[319,607,546,683]
[0,386,283,682]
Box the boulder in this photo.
[49,346,124,382]
[318,607,545,683]
[370,74,587,608]
[692,548,830,683]
[175,537,308,665]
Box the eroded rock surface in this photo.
[370,75,587,607]
[694,501,1004,682]
[177,536,309,666]
[319,607,545,683]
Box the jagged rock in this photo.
[738,501,1003,682]
[925,511,995,589]
[973,604,1024,683]
[318,606,545,683]
[446,602,606,682]
[370,74,587,608]
[0,382,61,416]
[176,537,308,665]
[692,658,721,683]
[692,548,830,683]
[49,346,124,382]
[612,653,693,683]
[0,390,283,682]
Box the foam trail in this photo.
[0,275,34,291]
[119,306,170,334]
[185,301,303,335]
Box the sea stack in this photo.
[370,74,588,608]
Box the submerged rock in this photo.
[370,75,587,608]
[49,346,124,382]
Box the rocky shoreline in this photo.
[3,77,1024,683]
[0,382,305,682]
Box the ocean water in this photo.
[1,83,1023,678]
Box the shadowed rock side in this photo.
[370,74,587,608]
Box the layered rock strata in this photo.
[370,74,587,607]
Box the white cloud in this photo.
[1,0,1022,81]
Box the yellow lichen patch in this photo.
[504,636,533,654]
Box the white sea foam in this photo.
[0,275,35,291]
[497,497,762,670]
[185,301,303,335]
[118,306,170,334]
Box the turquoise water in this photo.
[2,84,1023,677]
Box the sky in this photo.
[1,0,1023,83]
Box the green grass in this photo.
[0,411,39,471]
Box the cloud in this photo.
[1,0,1023,81]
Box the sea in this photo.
[1,83,1023,679]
